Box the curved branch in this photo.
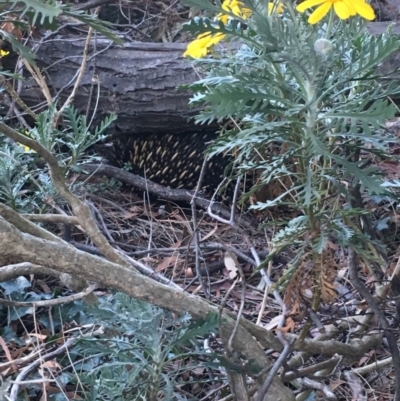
[0,215,295,401]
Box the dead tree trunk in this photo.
[3,38,216,136]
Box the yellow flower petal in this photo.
[183,32,225,58]
[17,131,36,153]
[297,0,375,22]
[268,1,284,14]
[308,2,332,24]
[184,0,252,58]
[353,0,376,20]
[342,0,356,16]
[333,1,351,19]
[296,0,327,13]
[222,0,252,19]
[217,13,230,24]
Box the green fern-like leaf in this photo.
[11,0,62,26]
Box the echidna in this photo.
[110,131,231,193]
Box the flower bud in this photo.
[314,38,333,56]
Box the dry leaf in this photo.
[0,336,17,373]
[155,255,180,272]
[41,360,62,370]
[224,253,238,279]
[29,333,47,341]
[276,317,296,334]
[201,223,218,242]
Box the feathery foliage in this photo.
[182,0,400,302]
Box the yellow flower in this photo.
[268,1,284,14]
[296,0,375,24]
[185,0,281,59]
[184,0,246,58]
[0,49,9,58]
[18,130,36,153]
[221,0,252,20]
[183,32,226,58]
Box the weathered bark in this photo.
[4,39,214,136]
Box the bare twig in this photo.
[0,76,37,120]
[215,234,247,351]
[282,357,341,382]
[8,337,77,401]
[254,339,294,401]
[22,61,52,106]
[22,214,79,225]
[207,175,243,229]
[0,203,62,243]
[218,278,250,401]
[54,20,95,124]
[352,356,393,375]
[0,284,97,307]
[83,163,254,227]
[300,377,336,400]
[191,157,209,298]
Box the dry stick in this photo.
[3,95,31,129]
[85,8,100,121]
[348,248,400,401]
[0,347,44,371]
[207,175,243,229]
[85,9,103,132]
[52,41,114,104]
[198,383,230,401]
[301,378,336,401]
[352,356,393,375]
[255,341,293,401]
[0,203,65,243]
[250,245,292,401]
[217,278,250,401]
[54,21,95,124]
[4,56,28,123]
[122,252,182,289]
[307,307,325,334]
[22,61,52,106]
[8,337,77,401]
[191,157,210,298]
[0,284,97,307]
[87,74,100,130]
[256,285,270,325]
[87,200,114,243]
[22,214,79,225]
[83,164,254,227]
[206,177,249,346]
[73,0,120,11]
[282,357,341,382]
[129,244,267,262]
[207,178,251,399]
[86,193,130,215]
[0,75,37,120]
[215,234,247,352]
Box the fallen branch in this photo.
[0,215,294,401]
[82,163,255,227]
